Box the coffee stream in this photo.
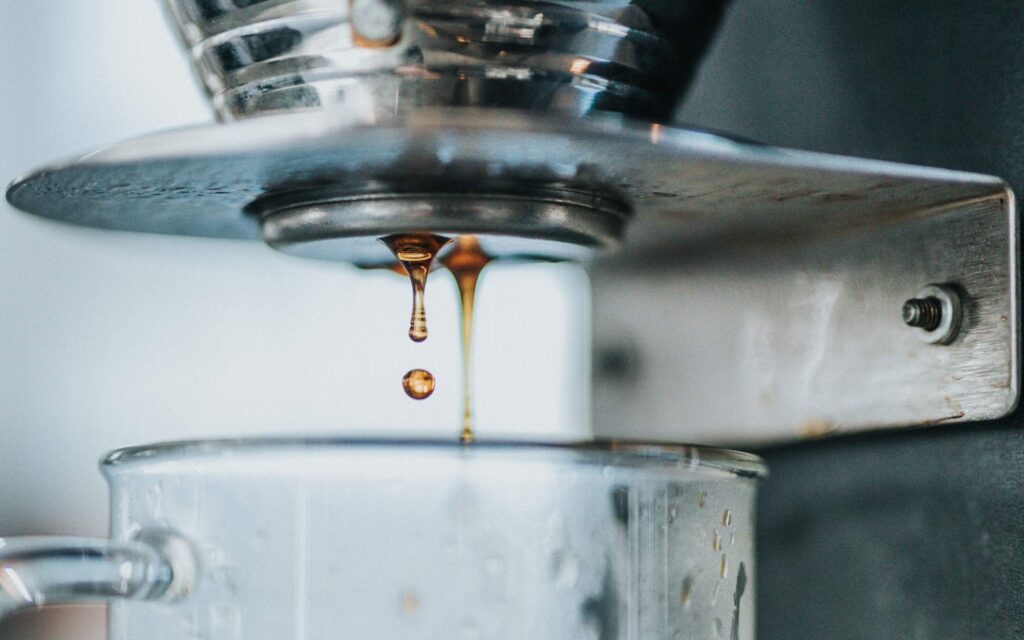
[441,236,491,444]
[381,233,492,443]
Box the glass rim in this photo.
[101,437,766,478]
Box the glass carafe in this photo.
[0,439,765,640]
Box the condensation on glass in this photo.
[0,439,764,640]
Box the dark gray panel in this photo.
[679,1,1024,186]
[757,425,1024,639]
[676,1,1024,638]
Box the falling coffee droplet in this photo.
[380,233,451,343]
[441,236,492,444]
[403,369,436,400]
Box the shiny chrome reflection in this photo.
[162,0,729,121]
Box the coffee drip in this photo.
[380,234,451,343]
[441,237,491,444]
[381,233,492,443]
[402,368,436,400]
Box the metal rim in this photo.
[911,284,963,345]
[101,436,767,478]
[6,109,1003,265]
[4,109,699,264]
[252,183,631,265]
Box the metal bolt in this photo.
[903,284,963,345]
[902,297,943,331]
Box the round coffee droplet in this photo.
[403,369,436,400]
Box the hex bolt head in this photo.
[903,284,962,345]
[902,297,943,331]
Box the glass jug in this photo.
[0,439,765,640]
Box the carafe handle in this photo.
[0,530,195,620]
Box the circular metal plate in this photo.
[253,184,630,264]
[8,109,1000,266]
[5,109,750,264]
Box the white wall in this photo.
[0,3,590,638]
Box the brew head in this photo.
[9,1,738,266]
[163,0,730,123]
[155,0,730,264]
[252,179,631,266]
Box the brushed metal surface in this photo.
[4,110,1006,255]
[5,110,1017,438]
[670,2,1024,637]
[593,196,1017,443]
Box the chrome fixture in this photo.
[5,0,1018,441]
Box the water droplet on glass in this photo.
[730,532,736,547]
[713,529,722,552]
[679,574,694,608]
[720,555,728,579]
[146,484,162,515]
[550,550,580,589]
[699,490,707,508]
[722,509,732,527]
[687,447,700,470]
[115,560,132,593]
[711,582,721,605]
[668,506,679,523]
[713,618,724,638]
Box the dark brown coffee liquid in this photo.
[380,233,492,443]
[441,236,492,444]
[402,369,436,400]
[380,233,451,343]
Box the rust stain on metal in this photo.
[798,419,837,437]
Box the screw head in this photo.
[902,297,943,331]
[903,284,962,345]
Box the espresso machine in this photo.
[2,1,1022,639]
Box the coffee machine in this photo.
[3,2,1022,639]
[9,0,1015,442]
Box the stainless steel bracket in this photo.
[5,111,1017,443]
[592,166,1018,444]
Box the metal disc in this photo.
[6,109,1000,265]
[253,184,629,265]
